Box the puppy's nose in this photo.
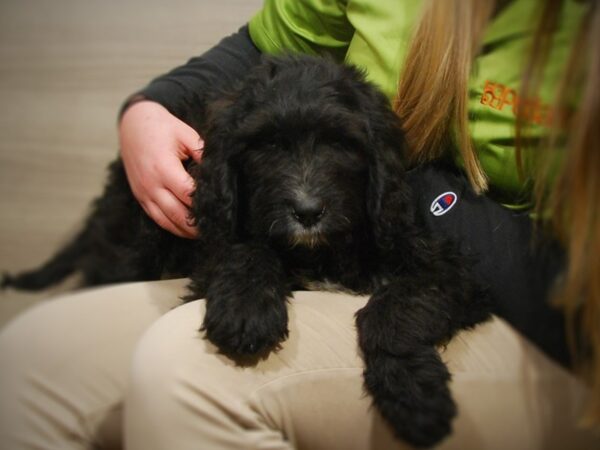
[291,197,325,227]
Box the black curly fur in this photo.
[3,55,492,447]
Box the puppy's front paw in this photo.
[363,348,456,448]
[202,281,290,358]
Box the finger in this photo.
[153,189,198,238]
[188,146,204,163]
[141,201,186,238]
[178,124,204,162]
[136,191,194,238]
[162,158,196,207]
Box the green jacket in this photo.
[248,0,584,207]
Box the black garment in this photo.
[123,25,571,367]
[406,164,570,367]
[121,25,262,131]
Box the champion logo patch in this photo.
[430,191,458,216]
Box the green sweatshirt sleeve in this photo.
[248,0,353,61]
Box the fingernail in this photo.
[186,213,196,227]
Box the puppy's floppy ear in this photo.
[348,75,415,250]
[190,55,284,243]
[191,96,244,243]
[366,114,415,251]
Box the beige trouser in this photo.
[0,279,597,450]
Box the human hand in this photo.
[119,100,203,238]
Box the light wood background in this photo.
[0,0,263,327]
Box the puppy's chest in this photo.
[284,252,381,296]
[292,276,363,295]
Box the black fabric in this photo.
[405,163,571,367]
[120,25,262,131]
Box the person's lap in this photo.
[0,279,596,449]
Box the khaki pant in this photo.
[0,279,597,449]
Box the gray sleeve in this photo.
[120,25,262,132]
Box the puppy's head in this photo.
[237,129,368,249]
[194,55,410,250]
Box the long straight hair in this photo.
[395,0,600,424]
[394,0,494,192]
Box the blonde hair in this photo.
[542,0,600,423]
[394,0,494,193]
[395,0,600,425]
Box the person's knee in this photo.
[125,300,213,413]
[125,300,260,448]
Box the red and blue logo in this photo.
[430,191,458,216]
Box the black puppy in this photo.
[3,55,491,447]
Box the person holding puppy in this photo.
[1,0,598,448]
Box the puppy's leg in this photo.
[355,273,491,447]
[190,243,291,358]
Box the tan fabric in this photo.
[0,279,597,450]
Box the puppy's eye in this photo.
[247,138,279,152]
[325,142,362,157]
[331,143,351,152]
[263,138,290,152]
